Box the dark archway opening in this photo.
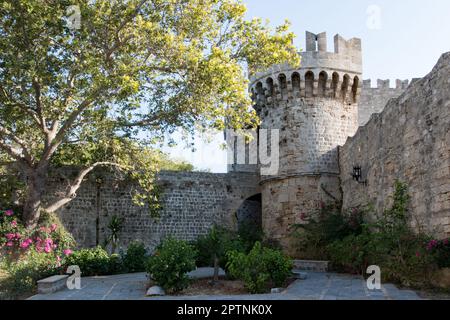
[236,194,262,247]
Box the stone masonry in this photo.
[39,31,449,257]
[248,32,362,254]
[339,52,450,238]
[45,170,259,251]
[358,79,411,126]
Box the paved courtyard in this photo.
[28,269,422,300]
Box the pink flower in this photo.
[63,249,73,256]
[40,226,49,233]
[6,241,14,247]
[11,220,17,228]
[20,240,31,249]
[426,240,439,251]
[44,246,52,253]
[5,233,15,240]
[5,209,13,216]
[50,224,58,232]
[14,233,21,239]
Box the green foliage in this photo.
[194,226,245,276]
[0,250,62,299]
[0,209,75,298]
[146,238,197,293]
[104,215,124,254]
[426,239,450,268]
[292,202,364,260]
[65,246,124,276]
[122,241,147,273]
[226,242,293,293]
[0,0,300,225]
[237,220,264,253]
[108,254,125,275]
[327,181,438,288]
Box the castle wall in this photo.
[339,53,450,237]
[249,32,362,256]
[358,79,410,126]
[43,170,260,251]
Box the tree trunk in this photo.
[22,167,48,229]
[213,254,220,283]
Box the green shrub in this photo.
[237,220,264,253]
[292,202,364,260]
[122,241,147,273]
[427,238,450,268]
[146,238,197,293]
[226,242,293,294]
[194,226,244,270]
[0,250,62,299]
[65,246,122,276]
[328,181,438,288]
[108,254,125,275]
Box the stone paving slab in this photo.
[28,270,423,300]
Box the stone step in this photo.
[293,260,329,272]
[37,275,69,294]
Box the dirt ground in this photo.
[176,278,249,296]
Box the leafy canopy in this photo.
[0,0,299,216]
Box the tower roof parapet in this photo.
[250,31,362,86]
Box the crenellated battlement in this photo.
[358,79,411,126]
[362,79,410,90]
[250,69,362,108]
[250,31,362,108]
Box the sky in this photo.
[163,0,450,173]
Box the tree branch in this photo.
[31,77,48,133]
[44,162,128,213]
[0,84,42,128]
[0,124,33,164]
[0,140,25,162]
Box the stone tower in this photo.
[248,31,363,255]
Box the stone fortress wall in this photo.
[45,170,260,250]
[339,53,450,238]
[41,31,449,255]
[358,79,411,126]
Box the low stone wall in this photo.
[339,53,450,237]
[45,170,260,251]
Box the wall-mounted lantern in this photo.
[352,165,367,186]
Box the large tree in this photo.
[0,0,300,228]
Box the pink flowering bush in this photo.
[426,238,450,268]
[0,209,74,264]
[0,209,75,298]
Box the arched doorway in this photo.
[236,194,262,244]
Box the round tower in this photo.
[249,31,363,255]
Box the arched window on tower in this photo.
[331,72,339,98]
[291,72,300,93]
[352,76,359,103]
[318,71,328,97]
[341,74,350,102]
[278,73,287,98]
[255,82,264,105]
[305,71,314,97]
[266,77,274,97]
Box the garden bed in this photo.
[176,277,248,296]
[148,276,297,297]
